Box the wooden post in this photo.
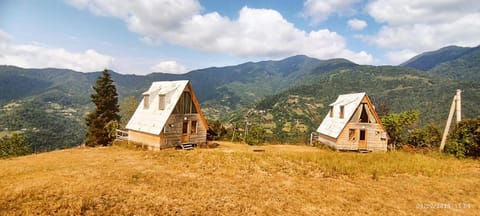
[456,89,461,122]
[439,92,459,151]
[309,133,313,146]
[231,127,236,142]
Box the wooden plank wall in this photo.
[162,113,207,148]
[128,130,163,150]
[336,122,387,152]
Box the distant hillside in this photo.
[248,65,480,142]
[0,45,479,148]
[0,56,354,150]
[401,45,475,71]
[427,46,480,80]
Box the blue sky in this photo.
[1,0,479,74]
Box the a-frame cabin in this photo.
[316,92,388,152]
[126,80,207,150]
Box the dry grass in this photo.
[0,142,479,215]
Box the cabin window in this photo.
[143,94,150,109]
[183,92,191,113]
[191,120,197,134]
[349,129,355,141]
[174,92,198,114]
[329,106,333,117]
[360,130,366,141]
[340,105,344,119]
[158,94,165,110]
[182,121,188,134]
[360,103,369,123]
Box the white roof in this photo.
[316,92,366,138]
[126,80,189,135]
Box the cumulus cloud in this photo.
[303,0,361,24]
[366,0,480,63]
[385,49,418,65]
[347,18,367,30]
[67,0,373,64]
[150,61,188,74]
[0,29,13,42]
[0,34,113,72]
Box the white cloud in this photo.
[302,0,361,24]
[366,0,480,63]
[0,30,13,43]
[150,61,188,74]
[385,49,418,65]
[66,0,373,64]
[347,18,367,30]
[0,36,113,72]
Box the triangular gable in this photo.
[126,80,207,135]
[316,92,365,138]
[184,82,208,131]
[316,92,386,139]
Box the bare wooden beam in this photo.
[439,94,457,151]
[456,89,461,122]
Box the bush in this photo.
[246,125,266,145]
[445,118,480,158]
[0,133,31,158]
[407,123,441,148]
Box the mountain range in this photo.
[0,45,479,149]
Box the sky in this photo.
[0,0,479,75]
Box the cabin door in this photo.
[181,120,189,143]
[358,129,367,149]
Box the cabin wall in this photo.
[336,122,387,152]
[128,130,164,150]
[317,134,338,149]
[163,114,207,147]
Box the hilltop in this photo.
[0,143,478,215]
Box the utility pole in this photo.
[439,89,462,151]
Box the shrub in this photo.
[445,118,480,158]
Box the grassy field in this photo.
[0,142,479,215]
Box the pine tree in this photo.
[85,69,120,147]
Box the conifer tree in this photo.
[85,69,120,146]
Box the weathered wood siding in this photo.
[336,122,387,152]
[163,114,207,148]
[128,130,163,150]
[128,114,207,150]
[317,134,337,149]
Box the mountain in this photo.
[0,55,356,119]
[0,56,354,150]
[0,45,479,149]
[401,45,474,71]
[401,45,480,80]
[427,46,480,80]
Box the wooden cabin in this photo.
[315,92,388,152]
[126,80,207,150]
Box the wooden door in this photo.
[358,129,367,149]
[181,121,189,143]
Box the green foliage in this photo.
[85,70,120,147]
[381,110,419,148]
[445,118,480,158]
[119,96,139,128]
[0,133,31,158]
[246,125,266,145]
[428,46,480,80]
[407,123,442,148]
[0,100,84,152]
